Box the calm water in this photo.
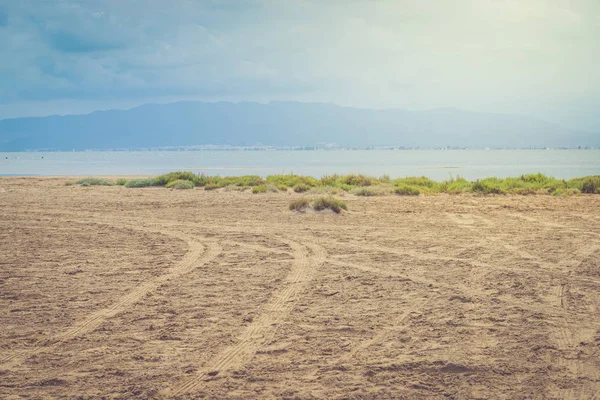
[0,150,598,180]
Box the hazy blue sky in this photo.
[0,0,599,130]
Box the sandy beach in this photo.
[1,177,600,399]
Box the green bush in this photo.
[471,179,486,193]
[207,175,265,188]
[204,183,219,191]
[155,171,200,186]
[394,176,437,188]
[552,188,581,197]
[75,178,112,186]
[267,174,318,188]
[351,186,391,196]
[394,184,420,196]
[194,174,212,187]
[439,176,472,194]
[125,178,158,188]
[252,185,268,194]
[580,176,600,194]
[289,198,310,211]
[311,196,348,213]
[351,186,377,196]
[320,174,379,189]
[320,174,341,187]
[293,183,310,193]
[471,179,505,195]
[340,174,374,187]
[116,178,128,186]
[521,173,549,184]
[166,179,195,190]
[229,175,265,187]
[325,173,413,190]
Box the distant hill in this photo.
[0,101,597,151]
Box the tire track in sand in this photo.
[222,239,292,256]
[447,212,600,399]
[339,295,434,363]
[508,212,600,240]
[550,282,600,400]
[167,238,326,397]
[496,219,600,398]
[0,224,222,368]
[228,242,488,360]
[446,213,600,283]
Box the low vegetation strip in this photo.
[124,178,159,188]
[74,178,113,186]
[165,179,195,189]
[71,172,600,195]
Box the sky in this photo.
[0,0,599,131]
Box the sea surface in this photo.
[0,150,599,180]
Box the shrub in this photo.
[204,183,219,191]
[320,174,341,187]
[166,179,195,190]
[289,198,310,211]
[155,171,200,186]
[252,185,268,194]
[311,196,348,213]
[293,183,310,193]
[218,175,265,187]
[320,174,392,190]
[125,178,158,188]
[116,178,128,186]
[380,174,391,183]
[267,185,279,193]
[267,174,318,188]
[438,176,471,194]
[351,187,376,196]
[471,180,486,193]
[552,188,581,197]
[580,176,600,194]
[394,176,437,188]
[521,173,549,184]
[394,184,420,196]
[75,178,112,186]
[351,186,391,196]
[340,174,374,187]
[471,179,505,195]
[193,174,212,187]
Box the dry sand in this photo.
[1,177,600,399]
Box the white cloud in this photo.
[0,0,599,123]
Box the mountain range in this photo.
[0,101,598,151]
